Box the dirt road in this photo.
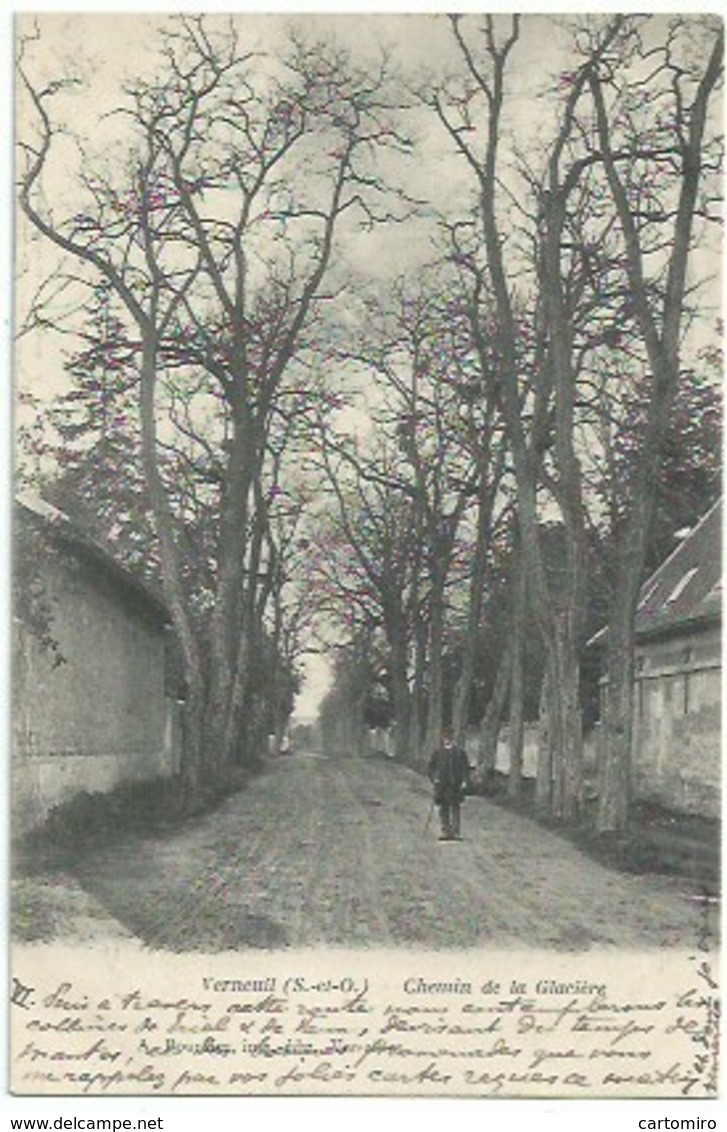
[19,753,713,951]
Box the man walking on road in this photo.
[428,729,471,841]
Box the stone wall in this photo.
[368,728,395,757]
[13,548,178,834]
[493,725,539,779]
[631,625,721,818]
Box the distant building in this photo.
[596,500,721,818]
[13,497,181,834]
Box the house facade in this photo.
[13,497,181,835]
[610,500,721,818]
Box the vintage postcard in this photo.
[10,10,722,1102]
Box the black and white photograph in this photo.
[8,7,723,1105]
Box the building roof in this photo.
[589,498,722,650]
[15,493,171,628]
[633,499,721,640]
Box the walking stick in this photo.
[423,796,435,836]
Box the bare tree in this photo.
[586,17,723,829]
[18,15,411,782]
[312,423,424,762]
[308,272,511,766]
[427,13,722,824]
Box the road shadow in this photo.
[71,856,290,952]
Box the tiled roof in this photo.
[633,499,721,639]
[588,500,722,648]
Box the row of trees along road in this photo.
[17,15,722,829]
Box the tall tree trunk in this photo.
[139,334,204,786]
[423,580,446,758]
[390,624,412,763]
[598,616,635,832]
[453,479,495,745]
[536,665,552,812]
[205,408,257,770]
[550,615,584,822]
[539,84,591,825]
[597,489,655,830]
[409,607,427,762]
[590,30,723,831]
[538,613,584,822]
[179,681,205,791]
[476,641,512,782]
[507,558,527,800]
